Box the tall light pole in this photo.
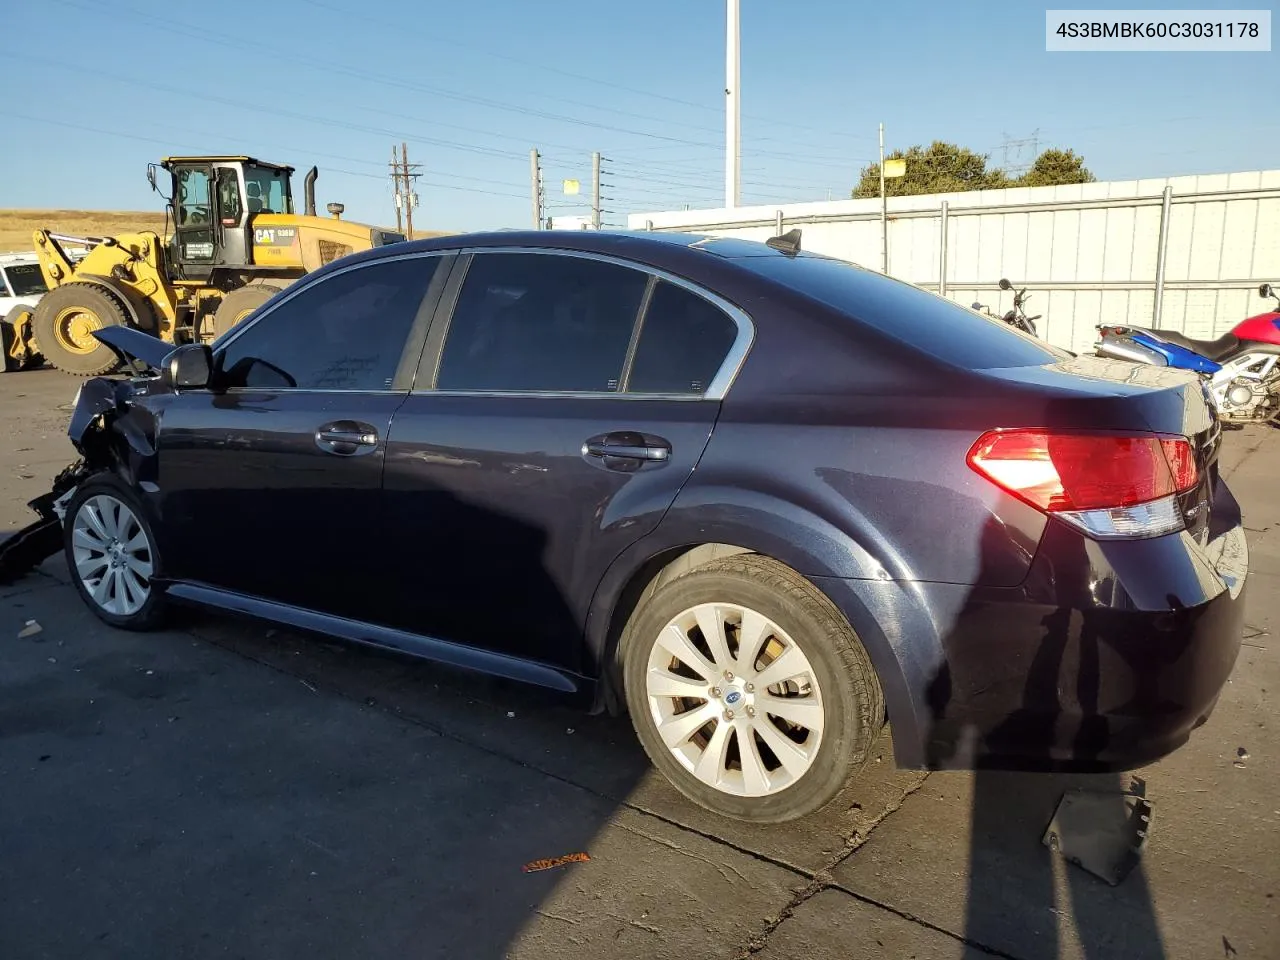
[725,0,741,208]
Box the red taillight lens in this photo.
[967,430,1199,513]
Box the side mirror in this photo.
[1261,283,1275,299]
[971,302,983,310]
[998,278,1012,291]
[146,164,157,192]
[162,343,213,390]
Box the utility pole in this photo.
[879,122,888,274]
[725,0,741,208]
[591,151,602,229]
[400,141,421,239]
[389,145,403,233]
[530,148,544,229]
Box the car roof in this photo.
[0,253,41,266]
[416,228,810,257]
[333,228,835,278]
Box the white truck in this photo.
[0,254,48,319]
[1,253,51,371]
[547,215,597,231]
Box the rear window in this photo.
[739,253,1070,369]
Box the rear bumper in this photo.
[818,480,1248,773]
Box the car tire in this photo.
[63,474,167,631]
[621,554,884,823]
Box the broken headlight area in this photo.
[0,325,166,583]
[0,377,148,584]
[0,459,90,584]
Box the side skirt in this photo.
[160,580,588,695]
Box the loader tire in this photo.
[209,284,283,341]
[32,283,127,377]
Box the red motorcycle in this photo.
[1096,283,1280,424]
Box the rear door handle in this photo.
[315,420,379,456]
[582,431,671,462]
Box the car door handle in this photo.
[582,432,671,462]
[315,420,379,456]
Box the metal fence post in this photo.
[775,210,783,236]
[1153,185,1173,325]
[938,201,949,297]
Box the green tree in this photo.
[852,142,1095,197]
[852,141,1009,198]
[1019,148,1095,187]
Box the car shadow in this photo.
[0,486,657,960]
[0,443,1180,960]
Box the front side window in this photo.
[217,257,439,391]
[435,252,648,393]
[627,280,739,395]
[176,168,212,225]
[216,168,243,225]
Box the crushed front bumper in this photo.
[0,460,87,584]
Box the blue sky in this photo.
[2,0,1276,231]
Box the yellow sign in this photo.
[563,179,581,195]
[883,158,907,178]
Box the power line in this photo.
[0,111,530,203]
[46,0,867,160]
[294,0,880,147]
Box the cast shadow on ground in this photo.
[924,516,1171,960]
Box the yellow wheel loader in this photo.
[13,156,406,375]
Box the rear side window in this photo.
[217,256,438,391]
[628,280,738,394]
[742,254,1069,369]
[435,252,648,393]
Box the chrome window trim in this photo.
[420,390,716,402]
[210,249,450,358]
[422,245,756,402]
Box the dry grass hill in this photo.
[0,209,451,254]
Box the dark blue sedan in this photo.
[7,229,1248,822]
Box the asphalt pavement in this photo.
[1,368,1276,960]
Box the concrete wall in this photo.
[628,170,1280,354]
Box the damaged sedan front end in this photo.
[0,327,172,584]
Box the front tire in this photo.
[31,283,126,376]
[622,555,884,823]
[64,475,166,630]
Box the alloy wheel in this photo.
[71,494,154,616]
[644,602,825,797]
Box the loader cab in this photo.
[158,155,297,280]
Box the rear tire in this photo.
[621,554,884,823]
[209,284,282,340]
[31,283,126,376]
[64,474,167,631]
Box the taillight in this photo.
[967,429,1199,539]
